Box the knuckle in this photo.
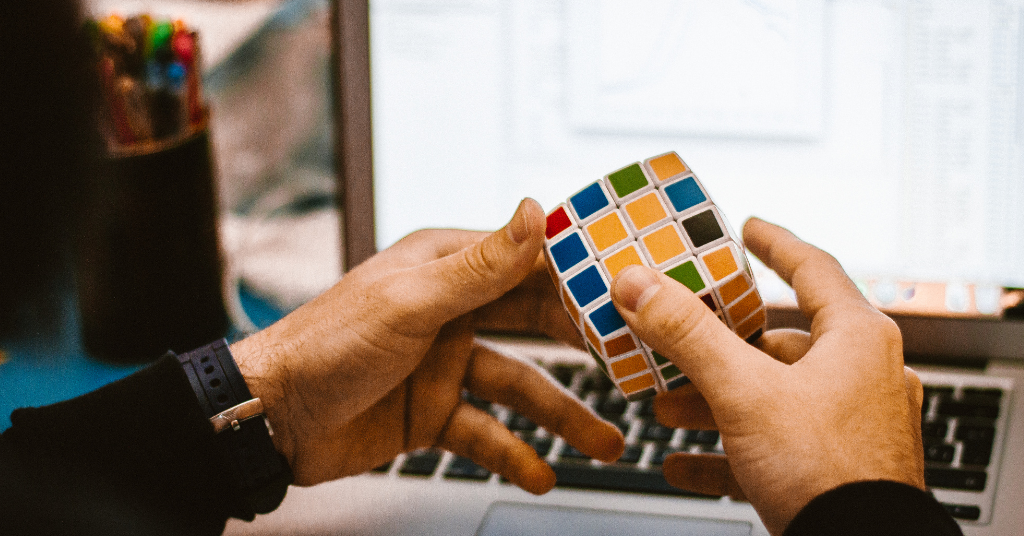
[460,244,498,282]
[791,244,842,281]
[873,314,904,349]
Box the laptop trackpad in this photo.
[477,502,752,536]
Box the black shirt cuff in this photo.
[1,353,260,534]
[784,480,964,536]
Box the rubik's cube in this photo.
[544,152,766,401]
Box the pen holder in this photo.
[76,115,230,363]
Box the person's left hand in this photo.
[230,199,625,493]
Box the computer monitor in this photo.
[332,0,1024,360]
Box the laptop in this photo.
[227,1,1024,534]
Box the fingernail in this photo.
[614,265,661,312]
[507,199,531,244]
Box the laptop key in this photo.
[552,464,716,498]
[400,451,442,476]
[651,445,683,465]
[955,423,995,443]
[598,394,628,416]
[618,444,644,464]
[923,443,955,464]
[962,388,1002,402]
[921,421,948,439]
[509,414,539,432]
[924,468,987,491]
[684,430,719,447]
[937,398,1000,419]
[961,439,995,466]
[942,503,982,521]
[640,421,676,442]
[527,436,553,457]
[445,456,491,480]
[638,399,656,418]
[561,445,592,461]
[550,364,581,387]
[581,373,614,396]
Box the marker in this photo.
[171,29,194,65]
[122,15,148,75]
[118,77,152,141]
[100,57,135,144]
[150,21,174,62]
[184,31,203,124]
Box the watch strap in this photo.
[178,339,250,416]
[178,339,292,515]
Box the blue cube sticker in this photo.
[663,177,706,213]
[588,301,626,336]
[549,233,589,273]
[566,265,608,309]
[570,182,611,221]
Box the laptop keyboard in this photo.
[374,363,1013,525]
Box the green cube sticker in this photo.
[664,260,706,293]
[660,364,682,380]
[652,350,669,365]
[608,163,649,198]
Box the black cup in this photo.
[77,116,230,363]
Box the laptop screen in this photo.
[364,0,1024,319]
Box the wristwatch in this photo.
[177,339,293,514]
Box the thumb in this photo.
[403,198,546,331]
[611,265,762,397]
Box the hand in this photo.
[609,218,925,536]
[230,199,624,493]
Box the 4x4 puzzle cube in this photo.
[544,151,766,401]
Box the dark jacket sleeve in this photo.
[0,353,263,535]
[784,480,964,536]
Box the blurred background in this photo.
[88,0,341,318]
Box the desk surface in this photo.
[0,283,284,431]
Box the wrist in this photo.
[231,331,297,468]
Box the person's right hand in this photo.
[231,199,624,493]
[609,217,925,536]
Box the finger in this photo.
[754,329,812,365]
[466,343,625,463]
[438,402,556,495]
[742,218,875,330]
[652,384,717,430]
[388,198,547,334]
[662,452,747,500]
[611,265,768,398]
[473,255,584,347]
[404,317,475,449]
[365,227,488,273]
